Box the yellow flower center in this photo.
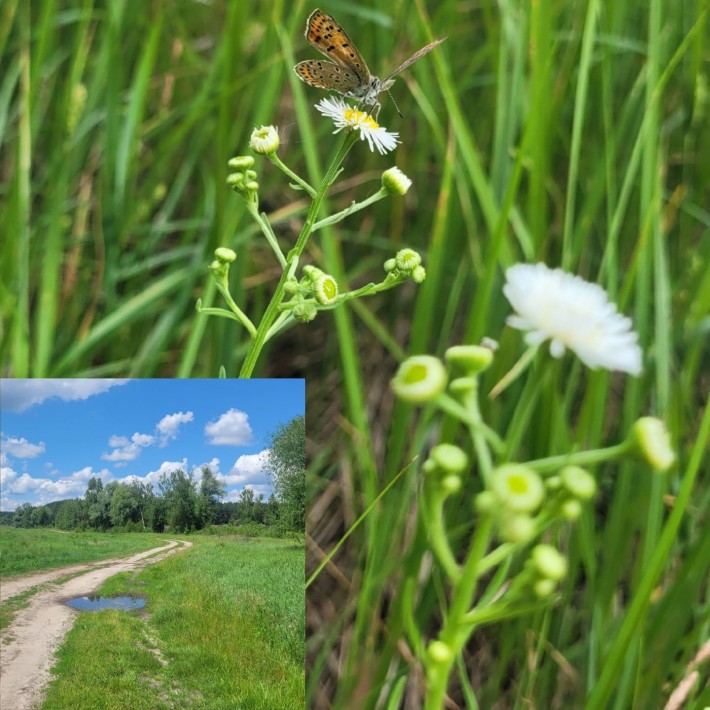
[322,278,337,300]
[344,109,378,128]
[508,474,529,494]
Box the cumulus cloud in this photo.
[101,432,156,462]
[1,435,46,459]
[1,466,18,489]
[205,409,253,446]
[218,449,270,486]
[0,379,129,413]
[116,458,189,490]
[157,411,194,445]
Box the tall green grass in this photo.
[0,527,168,575]
[42,536,305,709]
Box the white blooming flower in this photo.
[503,263,643,375]
[315,97,400,155]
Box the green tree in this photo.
[13,502,34,528]
[56,499,84,530]
[159,469,197,532]
[85,477,112,530]
[267,415,305,532]
[109,483,139,528]
[196,466,226,527]
[31,505,51,527]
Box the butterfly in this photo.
[294,9,446,109]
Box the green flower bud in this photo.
[498,514,535,543]
[531,544,567,581]
[491,464,545,513]
[430,444,468,475]
[533,578,557,599]
[445,345,494,374]
[214,247,237,263]
[228,156,255,170]
[411,265,427,283]
[441,475,462,494]
[475,491,497,514]
[391,356,447,404]
[628,417,676,471]
[560,466,596,501]
[314,274,339,305]
[561,499,582,520]
[293,303,317,323]
[395,248,422,273]
[249,125,280,155]
[384,258,397,273]
[302,265,324,283]
[381,166,412,195]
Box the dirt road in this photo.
[0,540,192,710]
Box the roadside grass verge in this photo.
[42,536,304,710]
[0,586,36,633]
[0,527,168,576]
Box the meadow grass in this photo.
[42,535,305,710]
[0,526,169,576]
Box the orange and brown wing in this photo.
[304,9,371,84]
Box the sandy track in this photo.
[0,540,193,710]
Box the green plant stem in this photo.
[238,133,357,377]
[312,187,388,231]
[249,206,287,268]
[212,282,257,337]
[422,485,461,583]
[268,152,317,198]
[424,513,495,710]
[526,441,629,473]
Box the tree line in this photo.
[2,415,306,534]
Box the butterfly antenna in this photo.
[388,90,403,118]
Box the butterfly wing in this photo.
[295,60,363,93]
[304,9,371,85]
[383,37,446,82]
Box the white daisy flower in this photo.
[503,263,643,375]
[315,97,400,155]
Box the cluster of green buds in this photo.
[281,265,340,324]
[226,156,259,207]
[395,343,676,707]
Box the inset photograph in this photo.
[0,378,305,710]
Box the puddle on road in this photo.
[66,595,146,612]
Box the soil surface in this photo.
[0,539,193,710]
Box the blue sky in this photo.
[0,379,304,511]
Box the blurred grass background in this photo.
[2,0,709,707]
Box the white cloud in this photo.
[157,411,194,445]
[1,466,18,489]
[108,435,130,447]
[116,458,189,490]
[205,409,253,446]
[218,449,270,486]
[102,432,156,462]
[67,466,112,482]
[1,435,46,459]
[0,379,129,413]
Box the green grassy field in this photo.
[42,536,304,710]
[0,527,169,576]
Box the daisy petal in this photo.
[504,263,643,375]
